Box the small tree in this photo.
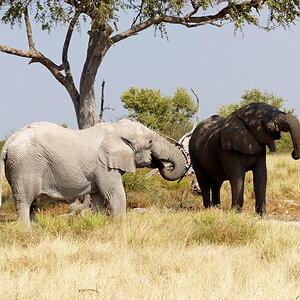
[120,87,197,139]
[217,88,296,153]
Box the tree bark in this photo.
[75,24,112,129]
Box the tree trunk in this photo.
[77,87,98,129]
[73,24,113,129]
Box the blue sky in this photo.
[0,15,300,139]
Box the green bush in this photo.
[123,170,199,210]
[123,171,153,192]
[120,87,197,140]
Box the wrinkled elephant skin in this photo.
[189,102,300,215]
[0,120,187,228]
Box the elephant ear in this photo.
[98,136,136,172]
[221,117,262,154]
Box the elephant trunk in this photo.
[152,136,188,181]
[276,114,300,160]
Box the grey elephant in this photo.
[0,120,187,227]
[189,102,300,215]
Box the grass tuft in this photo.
[191,210,258,245]
[34,212,109,236]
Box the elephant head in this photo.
[97,120,188,181]
[221,102,300,160]
[271,113,300,160]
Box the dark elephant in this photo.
[189,102,300,215]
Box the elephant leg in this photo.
[29,200,38,222]
[229,170,245,212]
[91,192,109,215]
[199,182,211,208]
[95,170,127,217]
[211,181,223,207]
[253,158,267,216]
[14,194,32,228]
[192,164,211,208]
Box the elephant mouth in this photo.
[150,156,174,170]
[150,157,161,169]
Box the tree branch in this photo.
[0,45,38,59]
[23,6,35,50]
[0,45,79,104]
[131,0,144,27]
[111,0,262,43]
[185,1,200,19]
[111,5,230,43]
[62,11,80,88]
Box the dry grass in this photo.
[0,153,300,299]
[0,210,300,300]
[214,153,300,219]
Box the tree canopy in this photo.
[2,1,299,31]
[121,87,198,139]
[1,1,299,129]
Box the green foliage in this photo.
[120,87,197,139]
[1,0,121,30]
[123,171,154,192]
[1,1,299,34]
[275,132,294,153]
[217,88,295,153]
[122,170,200,210]
[217,88,294,118]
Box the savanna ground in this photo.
[0,153,300,299]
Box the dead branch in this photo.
[78,288,100,294]
[191,88,200,122]
[131,0,145,27]
[99,80,105,122]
